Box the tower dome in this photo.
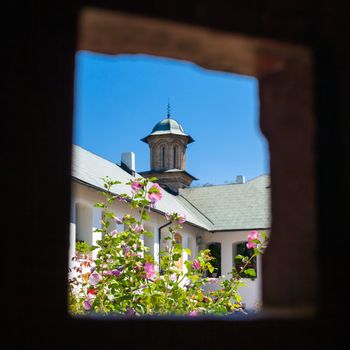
[152,118,184,133]
[141,118,194,144]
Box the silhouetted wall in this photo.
[5,1,348,349]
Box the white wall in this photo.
[203,229,270,311]
[70,181,205,266]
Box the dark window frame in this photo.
[234,242,257,280]
[9,3,336,348]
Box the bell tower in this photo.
[140,104,197,194]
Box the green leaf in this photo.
[184,260,191,268]
[233,293,242,303]
[244,268,256,277]
[174,244,182,251]
[173,254,182,261]
[93,228,104,233]
[94,202,105,208]
[111,180,122,185]
[197,292,204,302]
[142,212,151,221]
[148,186,160,193]
[235,254,244,260]
[120,193,131,200]
[104,211,116,219]
[253,248,261,256]
[207,263,214,273]
[241,256,249,263]
[191,275,199,282]
[184,248,192,256]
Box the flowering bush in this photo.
[68,176,268,316]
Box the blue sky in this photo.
[73,51,269,185]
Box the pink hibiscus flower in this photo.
[88,272,101,286]
[246,230,260,249]
[110,229,118,238]
[115,216,123,224]
[192,259,201,270]
[189,310,199,316]
[83,294,95,311]
[131,180,143,194]
[144,262,156,279]
[178,213,186,224]
[133,223,144,234]
[147,183,163,204]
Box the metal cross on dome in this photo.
[167,100,171,118]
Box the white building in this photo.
[70,116,270,309]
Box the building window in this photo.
[161,146,165,168]
[75,202,93,244]
[74,203,93,258]
[208,242,221,277]
[173,146,177,168]
[233,242,257,279]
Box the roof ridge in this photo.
[186,174,270,190]
[246,173,270,183]
[185,182,242,190]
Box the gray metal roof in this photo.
[71,145,212,230]
[179,176,271,231]
[141,118,194,144]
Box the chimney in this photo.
[121,152,136,176]
[236,175,245,184]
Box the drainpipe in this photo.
[158,221,172,266]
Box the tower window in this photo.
[162,146,165,168]
[173,146,177,168]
